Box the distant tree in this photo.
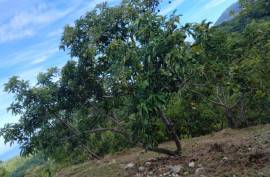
[0,167,7,177]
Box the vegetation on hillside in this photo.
[0,0,270,176]
[1,124,269,177]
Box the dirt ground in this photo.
[55,124,270,177]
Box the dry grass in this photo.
[54,124,270,177]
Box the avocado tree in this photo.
[59,0,196,155]
[1,0,196,159]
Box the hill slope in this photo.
[55,124,270,177]
[215,2,241,25]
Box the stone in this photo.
[195,167,205,175]
[168,165,183,173]
[109,159,116,164]
[138,166,145,172]
[125,162,135,169]
[222,156,228,160]
[147,157,156,161]
[145,161,152,166]
[188,161,195,168]
[184,171,189,175]
[200,175,207,177]
[148,171,154,175]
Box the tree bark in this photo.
[225,107,234,128]
[236,99,247,128]
[151,147,179,156]
[158,108,182,155]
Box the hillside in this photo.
[3,124,269,177]
[215,2,241,25]
[53,124,270,177]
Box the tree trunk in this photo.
[225,107,235,128]
[158,108,182,155]
[236,99,247,128]
[151,147,179,156]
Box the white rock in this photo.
[145,161,152,166]
[195,167,205,175]
[169,165,183,173]
[109,159,116,164]
[138,166,145,172]
[200,175,207,177]
[125,162,135,169]
[188,161,195,168]
[223,157,228,160]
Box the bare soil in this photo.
[55,124,270,177]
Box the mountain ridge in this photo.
[215,2,241,25]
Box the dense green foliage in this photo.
[1,0,270,165]
[0,155,58,177]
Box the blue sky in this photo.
[0,0,237,161]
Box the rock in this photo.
[148,171,154,175]
[188,161,195,168]
[222,156,228,160]
[125,162,135,169]
[172,174,180,177]
[163,171,170,176]
[184,171,189,175]
[195,167,205,175]
[168,165,183,173]
[109,159,116,164]
[198,164,203,168]
[138,166,145,172]
[200,175,207,177]
[96,160,102,164]
[147,157,156,161]
[145,161,151,166]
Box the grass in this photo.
[0,156,28,176]
[54,124,270,177]
[1,124,269,177]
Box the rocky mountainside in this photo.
[55,124,270,177]
[215,2,241,25]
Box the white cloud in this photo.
[19,66,45,83]
[0,0,123,43]
[47,28,63,38]
[30,48,59,65]
[0,39,59,69]
[187,0,230,23]
[203,0,227,11]
[159,0,185,16]
[0,0,84,43]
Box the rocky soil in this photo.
[55,124,270,177]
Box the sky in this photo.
[0,0,237,161]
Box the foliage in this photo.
[0,167,7,177]
[1,0,270,164]
[0,155,58,177]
